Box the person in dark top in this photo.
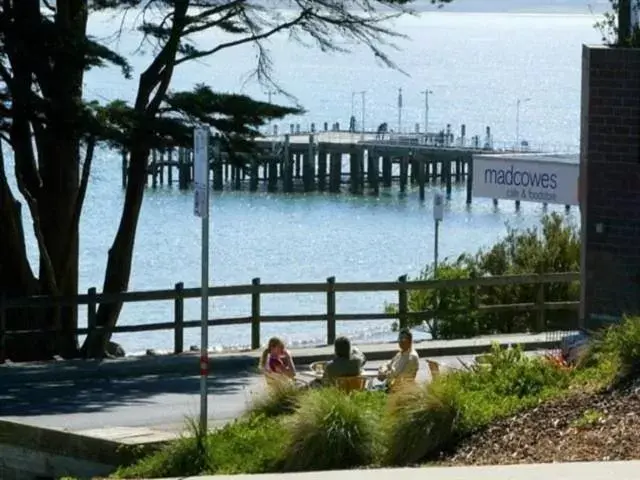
[322,336,366,384]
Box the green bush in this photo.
[386,213,581,338]
[281,388,381,471]
[383,343,573,465]
[579,316,640,384]
[115,419,214,478]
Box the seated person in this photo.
[259,336,296,380]
[377,328,420,390]
[322,336,366,385]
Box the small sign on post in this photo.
[433,192,444,222]
[193,126,210,435]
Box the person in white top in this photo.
[377,328,420,389]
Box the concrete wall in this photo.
[0,420,166,480]
[580,45,640,328]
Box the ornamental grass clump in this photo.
[249,377,304,417]
[282,388,379,471]
[383,380,459,465]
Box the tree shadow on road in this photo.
[0,366,258,417]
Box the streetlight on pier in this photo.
[351,91,356,119]
[355,90,366,140]
[397,87,403,135]
[266,89,277,136]
[516,97,530,150]
[421,89,433,135]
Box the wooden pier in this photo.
[123,124,575,208]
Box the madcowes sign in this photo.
[472,153,579,206]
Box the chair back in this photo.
[388,376,416,394]
[264,372,293,389]
[427,359,440,379]
[334,376,366,393]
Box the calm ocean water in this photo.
[11,2,600,354]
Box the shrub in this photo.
[206,414,287,474]
[281,388,380,471]
[115,415,285,478]
[383,343,573,465]
[386,213,581,338]
[578,316,640,385]
[384,380,459,465]
[115,419,213,478]
[249,378,304,417]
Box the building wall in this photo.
[580,45,640,328]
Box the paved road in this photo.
[0,356,470,434]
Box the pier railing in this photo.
[0,272,580,360]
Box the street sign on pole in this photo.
[193,126,210,434]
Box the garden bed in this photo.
[113,317,640,479]
[440,383,640,465]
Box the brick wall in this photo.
[580,45,640,328]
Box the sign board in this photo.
[193,127,209,218]
[472,153,579,206]
[433,192,444,221]
[193,127,209,189]
[194,185,207,218]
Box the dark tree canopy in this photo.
[0,0,452,361]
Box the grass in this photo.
[114,317,640,479]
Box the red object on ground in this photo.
[200,355,209,376]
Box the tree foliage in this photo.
[593,0,640,46]
[386,214,581,339]
[0,0,452,361]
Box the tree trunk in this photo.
[0,0,88,361]
[81,144,150,357]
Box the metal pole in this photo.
[361,91,366,141]
[196,128,210,435]
[351,92,356,120]
[516,97,530,151]
[424,90,429,134]
[398,88,403,134]
[434,219,439,276]
[515,99,520,150]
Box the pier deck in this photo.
[129,125,578,208]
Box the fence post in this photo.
[326,277,336,345]
[87,287,97,336]
[251,278,261,350]
[0,292,6,364]
[174,282,184,354]
[536,277,545,332]
[398,275,408,330]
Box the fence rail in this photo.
[0,272,580,359]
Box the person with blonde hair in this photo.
[259,336,296,379]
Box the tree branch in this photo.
[174,8,313,66]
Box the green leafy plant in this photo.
[387,214,580,339]
[593,1,640,47]
[579,316,640,384]
[115,418,213,478]
[570,409,604,429]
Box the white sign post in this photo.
[433,192,444,276]
[193,126,210,434]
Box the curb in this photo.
[0,338,559,385]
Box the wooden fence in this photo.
[0,272,580,358]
